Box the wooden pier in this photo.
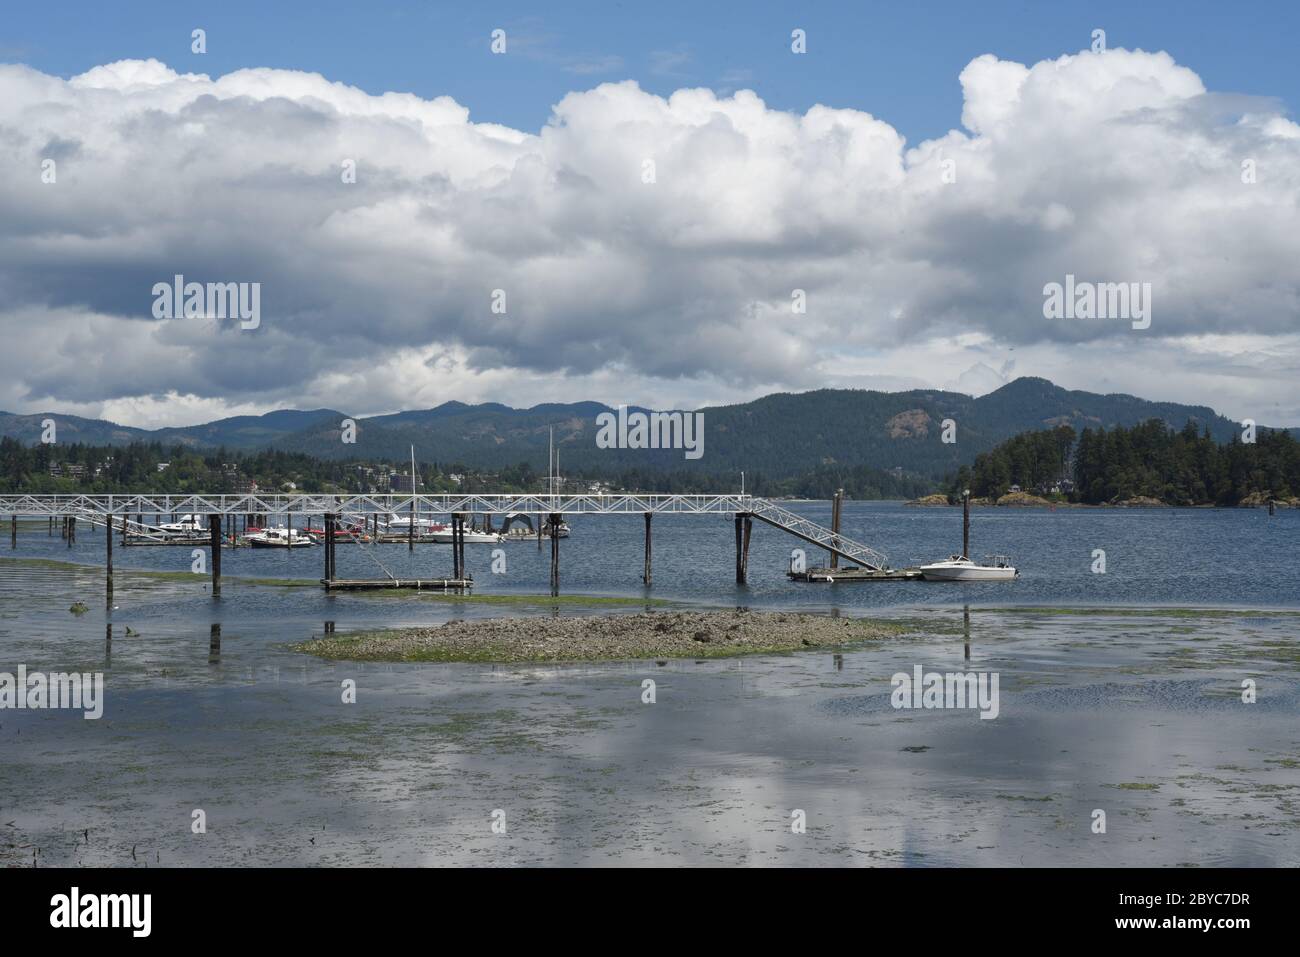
[0,492,902,596]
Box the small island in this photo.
[293,609,905,663]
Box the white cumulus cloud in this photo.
[0,47,1297,427]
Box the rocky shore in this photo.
[293,609,904,663]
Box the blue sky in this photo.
[3,2,1299,427]
[4,0,1295,144]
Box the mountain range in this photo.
[1,378,1289,480]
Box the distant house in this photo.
[1009,484,1022,493]
[224,471,256,494]
[157,462,171,472]
[447,473,464,485]
[388,472,421,493]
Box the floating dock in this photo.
[789,565,923,583]
[322,577,472,591]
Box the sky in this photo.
[1,0,1298,428]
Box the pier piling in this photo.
[643,512,652,586]
[450,514,462,580]
[9,514,15,549]
[323,513,336,582]
[209,515,222,597]
[830,489,843,570]
[549,513,561,594]
[962,489,971,559]
[106,515,114,597]
[734,514,752,585]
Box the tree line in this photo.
[948,420,1300,505]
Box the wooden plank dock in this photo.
[789,565,923,583]
[322,578,472,591]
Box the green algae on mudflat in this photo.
[0,556,316,587]
[347,590,673,607]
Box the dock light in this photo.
[963,488,970,499]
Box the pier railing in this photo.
[2,492,895,576]
[747,499,889,571]
[0,493,753,517]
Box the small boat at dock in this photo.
[244,526,317,548]
[918,554,1017,581]
[157,514,207,537]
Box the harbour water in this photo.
[1,502,1297,866]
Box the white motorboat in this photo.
[430,527,504,544]
[158,514,207,536]
[918,554,1018,581]
[382,514,447,535]
[245,526,317,548]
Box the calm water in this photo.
[1,502,1297,866]
[8,501,1300,612]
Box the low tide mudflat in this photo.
[2,506,1298,867]
[293,610,905,662]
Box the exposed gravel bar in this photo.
[293,609,904,663]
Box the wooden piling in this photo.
[642,512,653,586]
[209,515,222,597]
[106,515,113,597]
[324,513,336,582]
[461,516,468,578]
[962,490,971,559]
[9,514,15,549]
[743,515,752,583]
[734,515,747,584]
[450,514,462,580]
[549,513,561,593]
[830,489,842,570]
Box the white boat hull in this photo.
[429,530,503,544]
[919,557,1017,581]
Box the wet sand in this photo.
[292,610,905,662]
[2,552,1298,867]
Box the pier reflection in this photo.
[963,604,971,661]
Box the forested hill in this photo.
[2,378,1292,482]
[952,419,1300,506]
